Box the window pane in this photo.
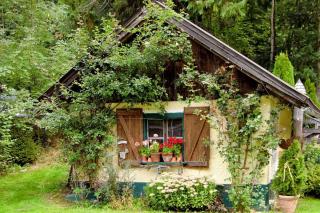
[168,119,183,137]
[148,119,163,138]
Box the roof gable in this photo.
[40,0,320,116]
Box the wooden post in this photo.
[293,107,304,143]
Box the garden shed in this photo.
[40,0,320,209]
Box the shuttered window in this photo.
[116,107,210,167]
[116,108,143,166]
[184,107,210,167]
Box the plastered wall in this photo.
[105,96,292,185]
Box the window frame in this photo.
[143,113,184,141]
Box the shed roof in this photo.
[40,0,320,116]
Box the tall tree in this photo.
[270,0,276,70]
[0,0,89,97]
[273,53,295,86]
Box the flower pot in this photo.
[171,156,177,162]
[141,156,148,162]
[150,153,160,162]
[277,195,299,213]
[279,138,293,149]
[177,154,183,162]
[162,153,173,162]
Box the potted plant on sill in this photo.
[139,146,151,162]
[272,139,306,213]
[150,142,160,162]
[173,144,182,162]
[169,137,183,162]
[161,142,173,162]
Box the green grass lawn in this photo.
[296,197,320,213]
[0,164,148,213]
[1,163,320,213]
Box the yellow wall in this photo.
[261,96,293,182]
[104,96,292,184]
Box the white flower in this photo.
[209,190,214,194]
[153,133,159,137]
[157,186,163,190]
[142,140,149,146]
[149,193,155,197]
[161,190,165,193]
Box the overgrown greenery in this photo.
[272,139,306,196]
[0,0,89,97]
[36,2,285,211]
[273,53,295,86]
[304,141,320,197]
[38,0,194,188]
[210,93,280,212]
[0,87,35,174]
[179,61,281,211]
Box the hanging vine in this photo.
[180,64,282,212]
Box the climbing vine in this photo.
[185,66,281,212]
[38,0,194,188]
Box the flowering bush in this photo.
[145,172,217,211]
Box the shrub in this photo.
[10,131,40,166]
[304,141,320,197]
[273,53,295,86]
[95,164,133,209]
[305,78,320,108]
[145,172,218,211]
[272,139,306,196]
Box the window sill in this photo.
[141,162,186,166]
[140,161,208,167]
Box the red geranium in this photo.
[167,137,183,145]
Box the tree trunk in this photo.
[67,164,75,188]
[317,7,320,99]
[270,0,276,71]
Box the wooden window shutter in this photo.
[116,108,143,166]
[184,107,210,167]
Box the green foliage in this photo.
[276,0,320,83]
[272,140,306,196]
[173,144,182,155]
[273,53,295,86]
[10,130,40,166]
[183,0,271,68]
[0,87,34,174]
[181,64,280,211]
[38,1,193,187]
[139,146,151,157]
[0,0,90,97]
[161,146,173,154]
[145,172,217,211]
[304,142,320,197]
[149,142,160,154]
[305,78,320,108]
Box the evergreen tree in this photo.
[272,140,306,196]
[273,53,295,86]
[305,78,320,108]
